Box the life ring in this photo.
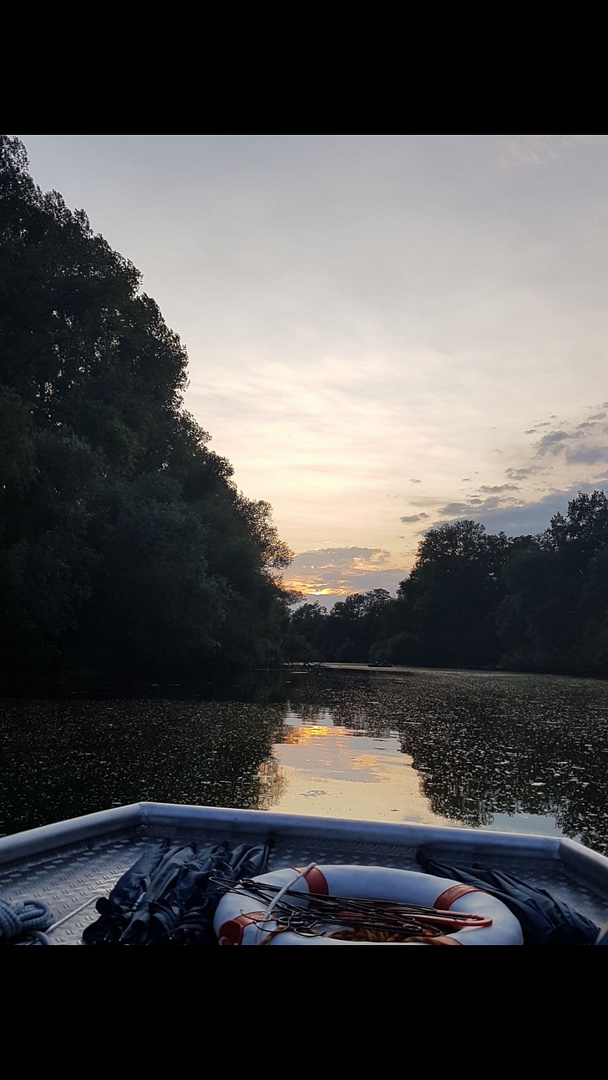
[214,863,523,945]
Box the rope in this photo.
[261,864,316,924]
[256,864,318,944]
[0,897,53,945]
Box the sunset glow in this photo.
[17,135,608,603]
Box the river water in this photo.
[2,664,608,854]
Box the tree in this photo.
[0,136,291,679]
[403,521,509,666]
[546,491,608,563]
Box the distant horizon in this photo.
[16,135,608,601]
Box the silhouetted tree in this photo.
[0,135,291,681]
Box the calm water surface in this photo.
[2,665,608,854]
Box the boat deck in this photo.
[2,803,607,944]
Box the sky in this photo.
[14,134,608,603]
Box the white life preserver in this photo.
[214,863,523,945]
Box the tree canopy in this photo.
[0,135,291,683]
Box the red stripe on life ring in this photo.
[297,866,329,895]
[218,910,266,946]
[434,883,479,910]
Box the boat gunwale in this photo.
[2,803,608,943]
[3,802,608,886]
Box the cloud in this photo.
[440,500,478,515]
[284,547,406,605]
[496,135,607,170]
[400,513,430,523]
[291,547,391,570]
[409,478,421,484]
[497,136,558,169]
[440,493,523,517]
[529,420,608,470]
[565,444,608,465]
[478,483,520,494]
[534,430,571,456]
[505,466,545,481]
[449,482,608,538]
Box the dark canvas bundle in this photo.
[83,839,269,945]
[417,850,600,945]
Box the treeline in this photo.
[288,492,608,677]
[0,136,291,683]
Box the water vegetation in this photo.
[3,667,608,854]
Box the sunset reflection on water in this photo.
[257,707,457,826]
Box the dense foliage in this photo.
[288,492,608,677]
[0,136,292,682]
